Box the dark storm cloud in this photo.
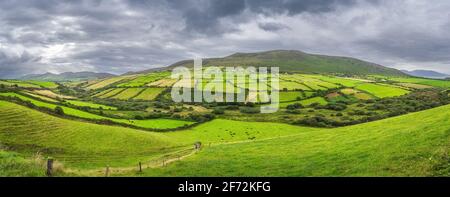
[1,0,450,78]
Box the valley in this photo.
[1,50,449,177]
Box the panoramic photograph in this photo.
[0,0,449,193]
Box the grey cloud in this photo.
[1,0,450,78]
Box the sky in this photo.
[1,0,450,78]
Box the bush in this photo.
[286,103,303,110]
[239,107,260,114]
[54,106,64,115]
[212,108,225,114]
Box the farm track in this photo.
[64,146,197,176]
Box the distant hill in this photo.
[20,71,116,82]
[401,69,449,79]
[166,50,406,76]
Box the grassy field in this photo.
[86,75,137,90]
[388,77,450,89]
[279,96,328,108]
[0,80,41,88]
[356,83,410,98]
[316,77,363,87]
[25,80,59,89]
[97,88,125,98]
[148,78,178,87]
[133,88,165,101]
[0,101,183,169]
[278,81,311,91]
[1,96,449,176]
[0,150,46,176]
[0,92,193,129]
[132,104,450,176]
[117,72,170,87]
[64,100,117,110]
[110,88,144,100]
[23,92,59,102]
[33,90,74,99]
[279,91,304,102]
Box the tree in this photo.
[54,106,64,115]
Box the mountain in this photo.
[166,50,406,76]
[401,69,450,79]
[20,71,116,82]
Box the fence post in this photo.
[105,165,110,177]
[46,158,54,177]
[139,162,142,172]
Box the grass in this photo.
[110,88,144,100]
[64,100,117,110]
[148,78,178,87]
[279,97,327,108]
[0,101,183,169]
[354,93,374,100]
[133,88,166,101]
[279,92,304,103]
[86,75,137,90]
[33,90,74,99]
[133,104,450,176]
[25,80,59,89]
[388,77,450,89]
[356,83,410,98]
[0,92,194,130]
[1,98,450,176]
[23,92,59,102]
[0,80,41,88]
[0,150,46,176]
[395,83,433,89]
[278,81,311,91]
[308,75,363,87]
[117,72,170,87]
[97,88,125,99]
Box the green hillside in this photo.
[0,100,184,168]
[135,104,450,177]
[1,99,449,176]
[167,50,406,76]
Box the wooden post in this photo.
[46,159,54,177]
[138,162,142,172]
[105,165,110,177]
[162,158,165,167]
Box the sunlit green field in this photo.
[133,104,450,177]
[111,88,144,100]
[1,72,450,177]
[133,88,165,101]
[65,100,117,110]
[1,100,449,176]
[0,92,193,130]
[355,83,410,98]
[116,72,170,87]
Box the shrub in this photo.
[54,106,64,115]
[212,108,225,114]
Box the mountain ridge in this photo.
[401,69,449,79]
[20,71,116,82]
[162,50,407,76]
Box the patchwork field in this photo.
[110,88,144,100]
[355,83,410,98]
[96,88,125,99]
[86,75,137,90]
[117,72,171,87]
[0,92,193,130]
[64,100,117,110]
[133,88,165,101]
[1,70,450,177]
